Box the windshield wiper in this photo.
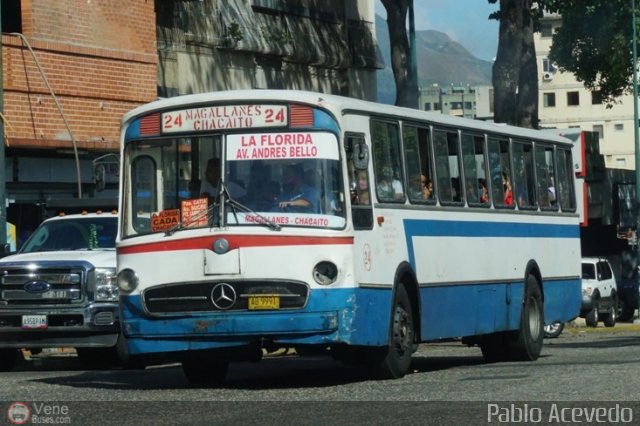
[165,200,220,236]
[220,180,281,231]
[166,180,281,235]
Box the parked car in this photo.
[0,212,120,371]
[616,275,639,322]
[580,257,618,327]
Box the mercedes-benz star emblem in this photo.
[211,283,236,310]
[213,238,229,254]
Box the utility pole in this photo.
[633,0,640,236]
[0,2,7,250]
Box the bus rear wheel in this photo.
[366,284,414,379]
[507,276,543,361]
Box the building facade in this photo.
[2,0,157,239]
[535,14,636,171]
[419,84,494,121]
[156,0,381,100]
[2,0,380,243]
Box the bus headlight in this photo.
[95,268,118,301]
[313,261,338,286]
[117,268,139,293]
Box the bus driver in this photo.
[274,164,320,213]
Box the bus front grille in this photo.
[143,280,309,314]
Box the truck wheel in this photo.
[76,347,118,369]
[507,275,544,361]
[0,349,20,372]
[617,299,634,322]
[603,295,617,328]
[585,305,599,327]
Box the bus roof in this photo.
[122,90,572,146]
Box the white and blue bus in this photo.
[116,90,581,384]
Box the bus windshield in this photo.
[123,131,346,236]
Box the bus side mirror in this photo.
[94,164,106,192]
[353,143,369,170]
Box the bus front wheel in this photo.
[366,283,415,379]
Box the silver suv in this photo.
[580,257,618,327]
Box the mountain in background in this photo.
[375,14,493,104]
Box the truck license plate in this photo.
[22,315,48,329]
[248,295,280,310]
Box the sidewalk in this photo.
[566,316,640,332]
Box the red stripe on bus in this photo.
[118,235,353,255]
[140,113,160,136]
[290,104,313,127]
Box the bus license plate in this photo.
[22,315,48,329]
[248,296,280,310]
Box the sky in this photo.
[375,1,500,61]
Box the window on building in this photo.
[541,22,553,37]
[450,102,463,110]
[593,124,604,139]
[3,0,22,33]
[591,91,603,105]
[567,91,580,106]
[464,101,473,110]
[542,57,556,73]
[543,93,556,107]
[433,102,440,110]
[615,123,624,131]
[424,103,431,111]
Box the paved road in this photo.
[1,322,640,425]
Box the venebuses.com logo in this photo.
[6,401,72,424]
[7,402,30,425]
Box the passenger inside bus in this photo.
[423,177,433,200]
[200,158,247,200]
[479,179,489,203]
[274,164,320,213]
[502,172,514,205]
[377,167,403,200]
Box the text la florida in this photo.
[240,133,314,147]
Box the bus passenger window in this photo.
[487,135,514,208]
[535,145,557,210]
[434,129,462,205]
[513,141,537,209]
[403,124,434,204]
[372,120,404,203]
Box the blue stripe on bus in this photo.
[125,119,141,140]
[313,109,339,133]
[403,219,579,271]
[120,277,580,355]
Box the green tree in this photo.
[381,0,419,108]
[541,0,637,105]
[490,0,541,128]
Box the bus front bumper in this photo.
[120,288,392,355]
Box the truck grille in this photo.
[0,264,86,306]
[143,280,309,314]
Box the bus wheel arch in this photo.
[365,264,419,379]
[394,262,421,345]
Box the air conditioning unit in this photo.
[543,72,553,81]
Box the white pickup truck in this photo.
[0,211,120,370]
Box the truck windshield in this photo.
[20,217,117,253]
[123,132,346,236]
